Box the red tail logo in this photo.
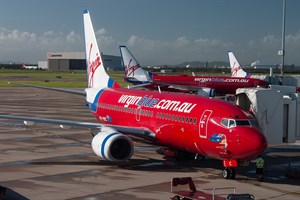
[88,43,101,87]
[231,62,242,77]
[125,59,141,77]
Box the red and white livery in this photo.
[0,10,268,179]
[120,46,269,96]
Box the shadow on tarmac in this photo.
[5,145,299,190]
[29,158,200,173]
[0,185,29,200]
[20,145,300,186]
[236,145,300,186]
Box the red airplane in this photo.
[120,46,269,96]
[0,10,267,179]
[228,51,273,82]
[229,51,300,93]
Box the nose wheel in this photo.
[222,168,236,179]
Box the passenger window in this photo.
[166,114,169,120]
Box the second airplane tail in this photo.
[120,46,152,84]
[228,51,251,78]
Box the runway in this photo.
[0,87,299,200]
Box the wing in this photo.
[9,81,154,95]
[0,114,156,141]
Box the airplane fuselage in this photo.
[150,74,269,95]
[88,87,267,162]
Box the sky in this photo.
[0,0,299,66]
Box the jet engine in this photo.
[91,127,133,161]
[197,88,215,97]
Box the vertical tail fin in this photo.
[119,46,151,84]
[83,10,120,89]
[228,51,251,78]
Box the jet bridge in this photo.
[235,85,299,145]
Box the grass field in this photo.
[1,68,298,88]
[0,69,128,88]
[0,69,231,88]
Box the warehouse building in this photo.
[47,52,122,71]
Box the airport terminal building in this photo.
[47,52,121,71]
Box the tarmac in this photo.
[0,87,299,200]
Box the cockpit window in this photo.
[221,118,229,127]
[229,119,236,127]
[221,118,257,128]
[221,118,236,128]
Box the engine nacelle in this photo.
[91,127,133,161]
[197,88,215,97]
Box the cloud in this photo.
[124,35,233,65]
[0,27,36,42]
[262,34,277,44]
[244,31,300,65]
[95,28,116,46]
[95,28,106,35]
[0,26,299,65]
[66,31,81,44]
[0,27,83,63]
[127,35,139,46]
[175,36,190,47]
[123,31,300,66]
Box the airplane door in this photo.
[135,106,141,121]
[199,110,212,138]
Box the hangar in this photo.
[47,52,121,71]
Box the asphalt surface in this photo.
[0,87,299,200]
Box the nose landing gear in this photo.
[222,168,236,179]
[222,159,237,179]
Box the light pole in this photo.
[279,0,286,78]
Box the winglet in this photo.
[83,10,120,89]
[228,51,251,78]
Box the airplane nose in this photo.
[237,129,268,159]
[251,132,268,153]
